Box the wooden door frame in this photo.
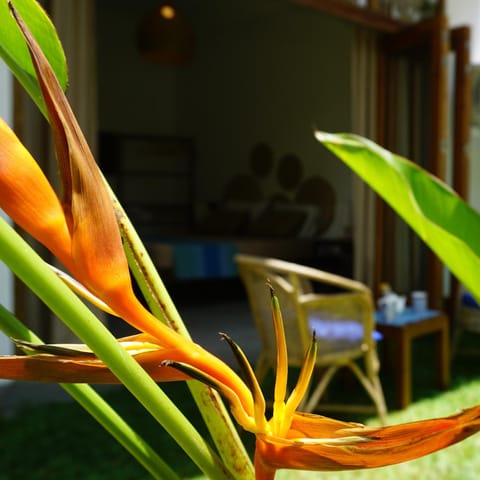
[375,14,450,308]
[446,26,472,317]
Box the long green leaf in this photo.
[0,0,67,115]
[315,132,480,304]
[0,304,180,480]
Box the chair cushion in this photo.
[308,317,382,347]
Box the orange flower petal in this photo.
[254,407,480,474]
[10,4,132,303]
[0,118,72,270]
[0,342,188,384]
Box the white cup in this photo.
[411,291,428,313]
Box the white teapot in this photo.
[378,283,406,322]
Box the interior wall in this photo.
[446,0,480,213]
[96,1,179,134]
[96,0,354,238]
[447,0,480,63]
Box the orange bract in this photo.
[253,406,480,478]
[0,119,72,271]
[0,334,188,384]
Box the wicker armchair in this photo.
[235,254,387,422]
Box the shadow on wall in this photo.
[197,141,337,239]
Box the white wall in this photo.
[0,59,14,382]
[446,1,480,211]
[96,0,354,238]
[447,0,480,63]
[178,2,353,236]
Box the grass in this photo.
[0,382,206,480]
[1,336,480,479]
[277,378,480,480]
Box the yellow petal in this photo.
[282,334,317,432]
[269,286,288,436]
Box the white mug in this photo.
[411,291,428,313]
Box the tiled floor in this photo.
[179,299,260,362]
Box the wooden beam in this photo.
[291,0,406,33]
[450,26,471,201]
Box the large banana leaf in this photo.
[316,131,480,304]
[0,0,67,115]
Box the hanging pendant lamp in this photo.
[137,3,194,64]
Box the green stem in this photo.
[0,303,179,480]
[0,217,233,480]
[115,200,255,479]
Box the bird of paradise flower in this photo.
[1,4,480,480]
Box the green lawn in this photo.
[276,378,480,480]
[1,337,480,479]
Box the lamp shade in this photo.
[137,4,194,64]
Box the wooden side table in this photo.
[376,309,450,409]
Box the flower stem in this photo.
[0,217,233,480]
[114,198,255,479]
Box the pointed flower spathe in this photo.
[0,118,73,271]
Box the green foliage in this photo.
[0,384,202,480]
[316,132,480,303]
[0,0,67,115]
[1,361,479,480]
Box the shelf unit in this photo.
[99,132,195,237]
